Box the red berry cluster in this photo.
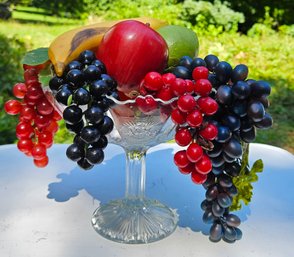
[172,66,219,184]
[4,65,61,168]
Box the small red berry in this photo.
[144,72,163,91]
[20,105,35,121]
[178,162,194,175]
[38,131,53,148]
[186,143,203,163]
[162,73,176,86]
[34,155,49,168]
[16,122,34,139]
[45,120,59,134]
[194,79,212,96]
[32,143,47,160]
[36,98,54,116]
[35,114,51,129]
[17,138,33,153]
[195,155,212,175]
[197,97,218,115]
[191,171,207,184]
[192,66,209,80]
[185,79,194,93]
[171,78,187,96]
[186,109,203,127]
[136,96,158,114]
[175,128,192,146]
[174,150,190,168]
[13,83,27,99]
[199,123,218,140]
[177,94,196,113]
[171,108,187,125]
[4,100,22,115]
[156,85,174,101]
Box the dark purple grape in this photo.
[66,144,84,162]
[49,76,64,92]
[216,85,233,105]
[66,120,84,134]
[84,65,101,81]
[191,57,206,69]
[208,73,220,88]
[98,116,114,135]
[201,200,212,211]
[172,65,191,79]
[222,114,241,132]
[84,106,104,125]
[73,135,86,148]
[79,50,95,65]
[66,69,84,88]
[73,87,91,105]
[225,214,241,227]
[225,161,241,177]
[215,126,232,143]
[66,60,82,71]
[231,64,248,83]
[254,112,273,129]
[232,81,251,100]
[259,95,270,108]
[222,152,235,163]
[241,117,254,132]
[206,185,219,201]
[215,61,232,83]
[92,59,106,73]
[209,222,223,242]
[211,155,225,168]
[63,105,83,125]
[91,135,108,149]
[212,167,223,176]
[203,210,217,224]
[55,84,73,105]
[212,201,225,217]
[232,100,247,117]
[179,56,193,69]
[218,174,233,188]
[85,147,104,165]
[223,226,237,241]
[80,126,100,144]
[226,185,238,197]
[240,126,256,143]
[101,74,117,91]
[204,54,219,72]
[223,138,242,158]
[77,158,94,170]
[90,80,109,97]
[207,142,223,158]
[247,100,265,122]
[235,227,243,240]
[250,80,271,97]
[217,193,232,208]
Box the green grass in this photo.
[0,6,293,152]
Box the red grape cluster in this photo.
[4,65,60,167]
[171,67,219,184]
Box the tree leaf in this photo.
[251,159,264,173]
[21,48,49,66]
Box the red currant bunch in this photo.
[5,64,60,168]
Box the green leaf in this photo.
[21,47,49,66]
[230,147,264,211]
[39,75,51,86]
[67,95,73,106]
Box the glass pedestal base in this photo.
[91,198,179,244]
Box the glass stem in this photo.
[125,150,147,199]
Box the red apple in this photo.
[96,20,168,97]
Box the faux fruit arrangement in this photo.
[5,18,273,243]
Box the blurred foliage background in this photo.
[0,0,293,152]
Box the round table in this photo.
[0,143,293,257]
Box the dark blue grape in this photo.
[204,54,219,72]
[77,158,94,170]
[179,55,193,69]
[223,138,242,158]
[55,84,72,105]
[203,210,217,224]
[241,116,254,132]
[212,201,225,217]
[225,214,241,227]
[218,174,232,188]
[250,80,271,97]
[90,80,109,97]
[212,167,223,175]
[235,227,243,240]
[49,76,64,92]
[259,95,270,108]
[209,222,223,242]
[85,147,104,165]
[215,126,232,143]
[231,64,248,83]
[223,226,237,241]
[91,135,108,149]
[201,200,212,211]
[101,74,117,91]
[66,120,84,134]
[84,106,104,125]
[222,152,235,163]
[240,126,256,143]
[73,87,91,105]
[206,185,219,201]
[222,114,241,132]
[208,73,220,88]
[172,65,191,79]
[207,142,223,157]
[92,59,107,74]
[80,126,100,144]
[216,85,233,105]
[247,100,265,122]
[217,193,232,208]
[215,61,232,83]
[84,65,101,81]
[66,69,84,88]
[254,112,273,129]
[232,81,251,100]
[66,60,82,71]
[191,57,206,69]
[225,161,241,177]
[79,50,95,65]
[226,185,238,197]
[98,116,114,135]
[63,105,83,125]
[211,155,225,167]
[66,144,84,162]
[232,100,247,117]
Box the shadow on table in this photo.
[47,148,250,234]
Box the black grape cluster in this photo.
[48,50,119,170]
[171,54,273,243]
[201,164,242,243]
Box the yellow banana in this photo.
[48,17,168,77]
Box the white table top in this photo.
[0,143,293,257]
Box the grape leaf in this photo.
[22,47,49,66]
[230,144,264,211]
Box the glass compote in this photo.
[91,96,179,244]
